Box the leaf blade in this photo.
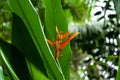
[43,0,72,79]
[9,0,65,80]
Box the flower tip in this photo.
[76,32,80,35]
[56,26,59,33]
[73,32,80,36]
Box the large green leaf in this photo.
[43,0,71,80]
[12,13,48,80]
[0,38,47,80]
[0,40,19,80]
[9,0,65,80]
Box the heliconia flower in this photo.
[55,27,71,40]
[47,39,55,46]
[59,32,80,50]
[47,26,79,62]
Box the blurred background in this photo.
[0,0,120,80]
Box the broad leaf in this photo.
[9,0,65,80]
[43,0,71,80]
[12,13,48,80]
[0,40,19,80]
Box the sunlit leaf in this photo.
[9,0,65,80]
[43,0,71,79]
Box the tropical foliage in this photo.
[0,0,120,80]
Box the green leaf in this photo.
[43,0,71,80]
[12,13,48,80]
[9,0,65,80]
[0,39,35,80]
[0,40,19,80]
[0,66,4,80]
[114,0,120,15]
[116,38,120,80]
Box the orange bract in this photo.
[47,26,79,62]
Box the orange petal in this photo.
[60,32,71,40]
[47,39,55,46]
[55,49,59,62]
[59,32,79,50]
[56,26,71,39]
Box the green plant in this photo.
[0,0,73,80]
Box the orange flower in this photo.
[47,26,79,62]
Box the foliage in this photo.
[0,66,4,80]
[0,0,72,80]
[61,0,90,22]
[0,0,120,80]
[0,0,12,42]
[69,0,120,80]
